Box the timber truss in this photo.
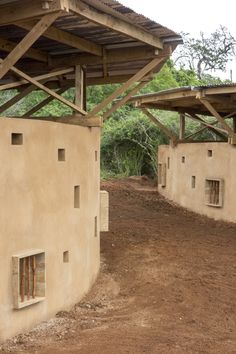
[0,0,181,126]
[127,85,236,145]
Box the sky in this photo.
[120,0,236,81]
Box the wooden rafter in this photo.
[0,37,48,63]
[88,57,164,117]
[0,59,86,115]
[22,87,68,117]
[0,68,74,91]
[198,97,234,135]
[68,0,163,49]
[50,45,163,68]
[185,113,228,135]
[103,81,147,121]
[0,0,64,26]
[18,115,102,127]
[0,12,61,80]
[142,108,178,144]
[18,20,102,56]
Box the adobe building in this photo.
[128,85,236,223]
[0,0,181,341]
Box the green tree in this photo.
[174,26,235,79]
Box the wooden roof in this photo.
[0,0,182,87]
[128,84,236,117]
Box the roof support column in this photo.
[179,113,185,140]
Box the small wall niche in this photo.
[94,216,98,237]
[63,251,69,263]
[74,185,80,208]
[158,163,166,188]
[11,133,23,145]
[181,156,185,163]
[208,149,213,157]
[205,178,224,207]
[58,148,65,161]
[191,176,196,189]
[167,157,170,169]
[12,250,45,309]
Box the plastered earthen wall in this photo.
[0,118,100,341]
[158,142,236,223]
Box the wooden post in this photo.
[179,113,185,140]
[26,257,30,300]
[75,65,85,111]
[31,256,36,299]
[20,258,26,302]
[233,118,236,133]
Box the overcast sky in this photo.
[121,0,236,80]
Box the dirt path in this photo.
[1,179,236,354]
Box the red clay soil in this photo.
[1,178,236,354]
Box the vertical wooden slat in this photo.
[20,258,26,302]
[26,257,30,300]
[31,255,36,299]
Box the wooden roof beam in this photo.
[141,108,178,144]
[50,45,160,68]
[68,0,163,49]
[18,20,103,56]
[103,81,147,121]
[0,59,86,115]
[87,57,165,117]
[0,37,48,63]
[0,0,65,26]
[198,96,234,135]
[0,67,74,90]
[0,12,61,80]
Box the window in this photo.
[74,185,80,208]
[95,150,98,162]
[12,250,45,309]
[208,150,213,157]
[192,176,196,189]
[58,148,65,161]
[158,163,166,187]
[63,251,69,263]
[167,157,170,169]
[181,156,185,163]
[205,179,224,207]
[11,133,23,145]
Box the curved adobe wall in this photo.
[158,142,236,223]
[0,118,100,340]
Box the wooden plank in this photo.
[22,87,68,117]
[88,57,164,117]
[0,85,37,114]
[69,0,163,49]
[199,98,234,135]
[0,37,48,63]
[142,108,178,143]
[0,59,86,115]
[17,114,102,127]
[0,12,61,80]
[0,68,74,90]
[51,45,159,68]
[103,81,147,120]
[18,20,102,56]
[185,113,228,135]
[0,0,64,26]
[75,65,84,110]
[179,113,185,140]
